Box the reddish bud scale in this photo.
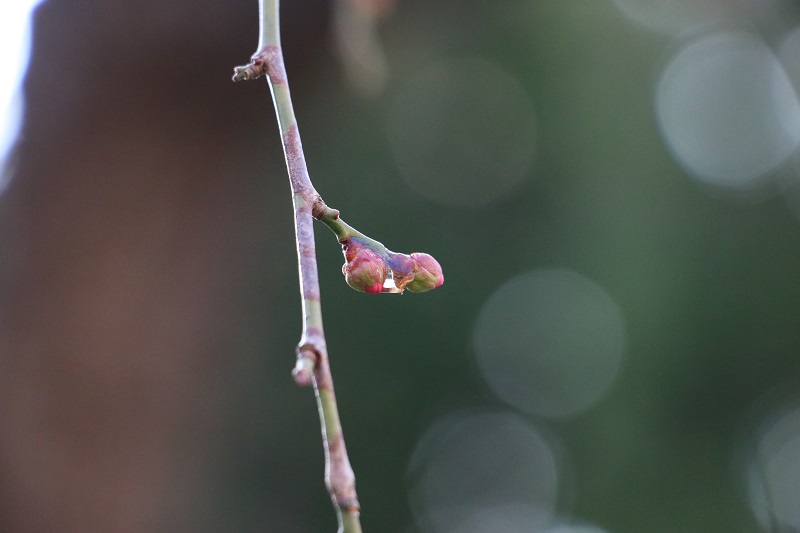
[363,282,385,294]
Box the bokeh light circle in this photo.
[546,524,610,533]
[407,410,558,533]
[612,0,738,35]
[473,269,626,418]
[655,32,800,190]
[387,58,537,208]
[420,504,554,533]
[778,25,800,85]
[748,404,800,531]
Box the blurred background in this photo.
[1,0,800,532]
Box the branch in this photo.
[233,2,443,531]
[233,2,361,531]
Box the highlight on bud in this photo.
[341,239,388,293]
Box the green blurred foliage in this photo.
[275,2,800,532]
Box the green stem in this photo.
[256,0,279,52]
[234,2,362,531]
[316,206,396,263]
[317,211,375,245]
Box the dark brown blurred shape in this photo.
[0,1,303,530]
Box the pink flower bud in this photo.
[342,241,388,293]
[405,252,444,293]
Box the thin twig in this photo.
[233,1,362,531]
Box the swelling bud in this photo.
[342,240,388,293]
[405,252,444,293]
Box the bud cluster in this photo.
[340,238,444,294]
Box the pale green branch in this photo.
[233,2,362,531]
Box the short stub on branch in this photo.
[293,347,317,387]
[232,58,266,81]
[232,46,287,84]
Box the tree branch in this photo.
[233,2,444,530]
[233,2,361,531]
